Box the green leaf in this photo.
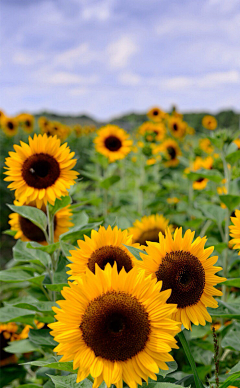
[0,268,45,285]
[200,204,226,225]
[0,305,36,323]
[60,222,102,242]
[99,175,121,189]
[208,299,240,319]
[158,361,178,377]
[8,301,57,313]
[124,245,147,261]
[17,385,42,388]
[13,240,50,267]
[3,229,17,236]
[222,322,240,351]
[219,371,240,388]
[53,257,69,284]
[27,241,60,254]
[48,195,72,215]
[187,169,223,183]
[0,365,26,387]
[223,278,240,287]
[219,195,240,210]
[24,356,75,373]
[29,329,58,347]
[48,374,93,388]
[226,150,240,164]
[7,204,47,232]
[60,241,76,257]
[142,383,188,388]
[45,283,69,291]
[4,339,39,353]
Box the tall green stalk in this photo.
[178,330,204,388]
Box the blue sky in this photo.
[1,0,240,120]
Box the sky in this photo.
[1,0,240,120]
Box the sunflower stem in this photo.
[46,203,56,302]
[178,330,204,388]
[221,151,230,302]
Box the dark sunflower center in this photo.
[167,146,176,159]
[104,136,122,152]
[80,291,150,361]
[153,110,159,116]
[7,121,14,130]
[88,245,133,274]
[22,153,60,189]
[137,228,163,246]
[155,250,205,308]
[25,120,31,127]
[19,214,56,242]
[196,177,204,183]
[173,123,178,131]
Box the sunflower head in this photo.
[147,107,166,122]
[1,116,19,137]
[137,227,225,330]
[234,139,240,150]
[49,264,180,388]
[4,134,78,208]
[67,225,140,281]
[38,116,49,130]
[202,115,217,130]
[138,122,166,142]
[229,210,240,253]
[193,178,209,190]
[129,214,174,246]
[155,138,181,167]
[17,113,35,133]
[94,125,132,162]
[168,117,186,139]
[199,138,214,154]
[9,200,73,245]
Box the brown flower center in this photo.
[80,291,150,361]
[19,213,56,242]
[167,146,177,159]
[155,250,205,308]
[104,136,122,152]
[7,121,14,130]
[25,120,31,127]
[196,177,205,183]
[153,110,159,116]
[173,123,178,131]
[88,245,133,274]
[22,153,60,189]
[137,228,163,246]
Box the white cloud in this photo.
[107,36,138,69]
[81,0,113,21]
[118,72,141,85]
[12,51,45,66]
[54,43,98,69]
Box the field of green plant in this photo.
[0,107,240,388]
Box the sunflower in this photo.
[49,264,180,388]
[9,200,73,245]
[67,226,140,281]
[38,116,49,131]
[168,117,186,139]
[147,107,166,122]
[4,134,78,208]
[0,110,6,124]
[192,156,213,190]
[167,197,179,205]
[1,116,19,137]
[94,125,132,162]
[155,138,181,167]
[137,228,225,330]
[229,210,240,254]
[18,113,35,133]
[202,115,217,130]
[138,122,166,142]
[199,138,214,154]
[0,323,19,366]
[129,214,173,246]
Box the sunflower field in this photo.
[0,107,240,388]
